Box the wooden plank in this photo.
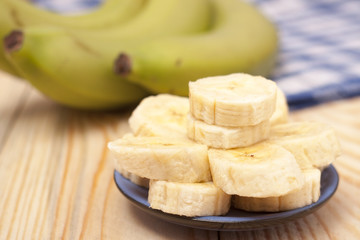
[0,72,30,150]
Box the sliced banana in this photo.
[270,87,289,126]
[117,167,149,188]
[208,142,304,197]
[108,135,211,183]
[232,168,321,212]
[189,73,277,127]
[128,94,189,139]
[187,114,270,149]
[269,121,341,170]
[148,180,231,217]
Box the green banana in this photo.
[0,0,145,77]
[4,0,212,109]
[4,28,149,109]
[0,5,22,76]
[5,39,138,110]
[53,0,213,47]
[1,0,145,29]
[114,0,278,95]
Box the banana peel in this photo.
[2,0,278,109]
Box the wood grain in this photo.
[0,71,359,239]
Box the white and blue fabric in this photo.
[31,0,360,110]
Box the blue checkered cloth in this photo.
[32,0,360,110]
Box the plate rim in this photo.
[113,165,339,231]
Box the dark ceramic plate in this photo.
[114,165,338,231]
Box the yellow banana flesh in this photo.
[270,87,289,126]
[208,142,304,198]
[189,73,277,127]
[269,121,342,170]
[148,180,231,217]
[128,94,189,139]
[187,114,270,149]
[232,168,321,212]
[109,81,340,215]
[117,168,149,188]
[108,135,211,183]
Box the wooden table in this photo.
[1,71,359,239]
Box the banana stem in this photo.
[114,53,132,76]
[4,30,23,53]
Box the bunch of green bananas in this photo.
[0,0,278,110]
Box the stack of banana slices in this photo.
[108,73,341,217]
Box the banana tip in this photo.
[3,30,24,53]
[114,53,132,76]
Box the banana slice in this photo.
[232,168,321,212]
[117,167,149,188]
[269,121,341,170]
[148,180,231,217]
[108,135,211,183]
[208,142,304,197]
[128,94,189,138]
[270,87,289,126]
[187,114,270,149]
[189,73,277,127]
